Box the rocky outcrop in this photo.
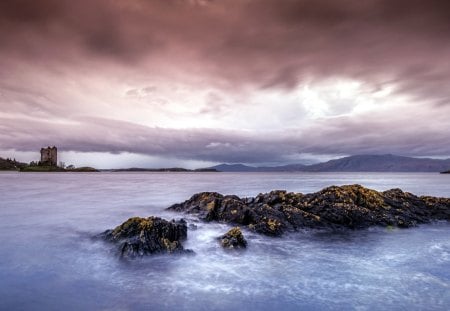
[168,185,450,236]
[101,217,190,258]
[220,227,247,249]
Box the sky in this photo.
[1,0,449,168]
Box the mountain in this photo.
[209,154,450,172]
[305,154,450,172]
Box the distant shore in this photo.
[2,154,450,173]
[101,168,218,172]
[0,166,217,173]
[19,166,99,172]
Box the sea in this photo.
[0,172,449,310]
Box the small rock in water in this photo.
[101,216,191,258]
[220,227,247,249]
[188,223,198,230]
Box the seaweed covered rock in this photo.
[168,184,450,236]
[101,216,190,258]
[168,192,224,221]
[299,185,396,228]
[168,192,255,224]
[220,227,247,249]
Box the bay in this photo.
[0,172,449,310]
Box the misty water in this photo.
[0,172,449,310]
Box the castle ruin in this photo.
[40,146,57,166]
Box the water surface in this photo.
[0,172,449,310]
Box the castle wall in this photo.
[40,146,57,166]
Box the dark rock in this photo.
[168,192,255,225]
[216,196,255,225]
[420,195,450,221]
[168,192,224,221]
[220,227,247,249]
[167,184,450,236]
[188,223,198,230]
[101,216,190,258]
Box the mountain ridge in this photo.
[208,154,450,172]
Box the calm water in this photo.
[0,172,449,310]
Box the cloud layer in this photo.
[1,0,449,166]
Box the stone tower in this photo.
[40,146,58,166]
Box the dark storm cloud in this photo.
[1,116,449,163]
[0,1,171,68]
[1,0,450,163]
[1,0,450,98]
[0,116,285,163]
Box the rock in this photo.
[168,192,224,221]
[188,223,198,230]
[101,216,190,258]
[168,192,255,224]
[168,184,450,236]
[220,227,247,249]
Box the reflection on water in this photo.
[0,172,449,310]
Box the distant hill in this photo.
[210,164,259,172]
[209,155,450,172]
[305,154,450,172]
[210,163,307,172]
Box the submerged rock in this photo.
[168,184,450,236]
[220,227,247,249]
[101,216,190,258]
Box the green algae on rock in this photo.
[220,227,247,249]
[168,184,450,236]
[101,216,191,258]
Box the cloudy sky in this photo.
[1,0,449,168]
